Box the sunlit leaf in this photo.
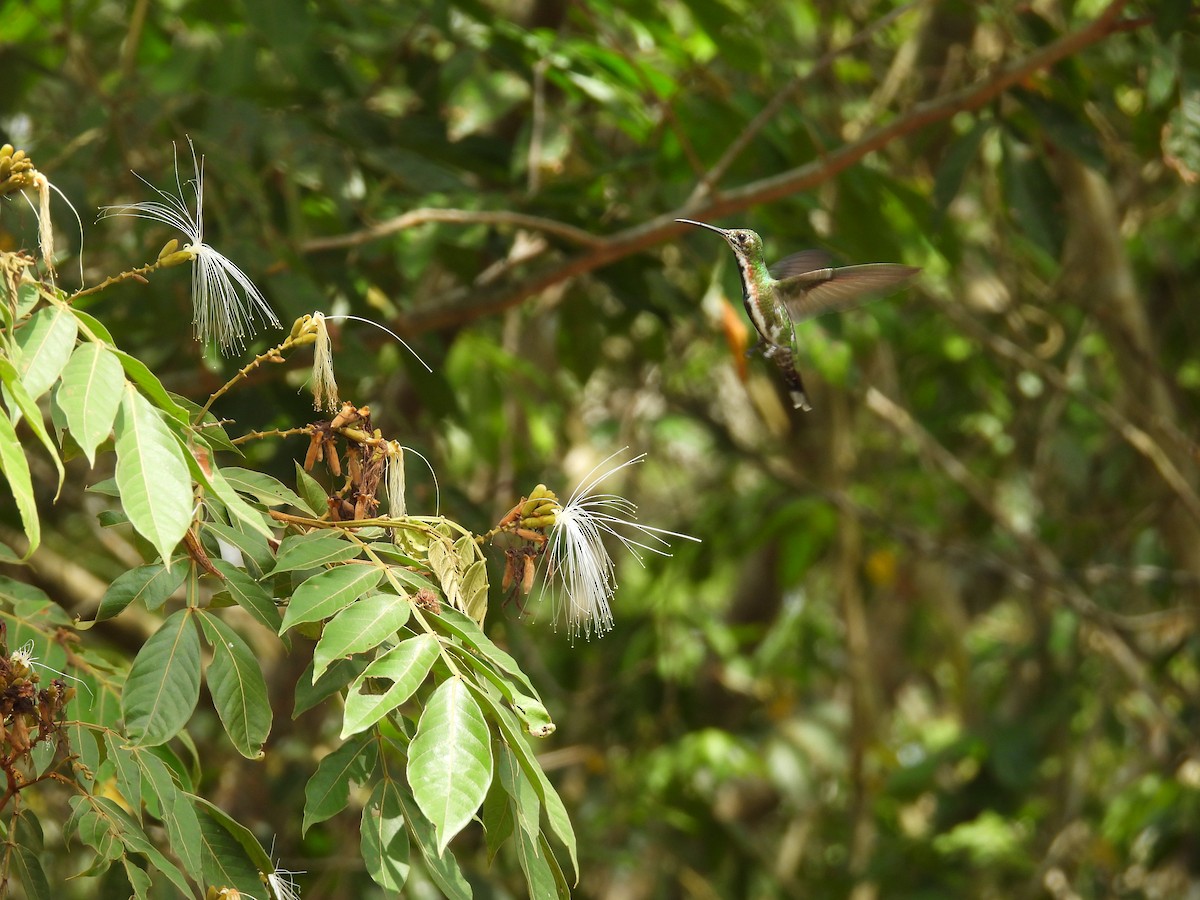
[223,466,318,513]
[341,632,439,738]
[110,348,189,423]
[313,591,411,682]
[0,354,64,493]
[271,530,363,575]
[407,676,493,854]
[114,384,193,563]
[57,342,124,465]
[14,303,77,400]
[0,403,39,557]
[279,563,384,632]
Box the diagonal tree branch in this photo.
[383,0,1132,335]
[301,207,606,252]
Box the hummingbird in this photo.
[676,218,920,411]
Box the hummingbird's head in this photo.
[675,219,763,261]
[720,228,763,259]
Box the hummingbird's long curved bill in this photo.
[676,218,729,236]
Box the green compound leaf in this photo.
[123,609,201,747]
[57,342,124,466]
[114,385,193,563]
[198,611,272,758]
[407,676,493,855]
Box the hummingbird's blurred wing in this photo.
[771,253,920,323]
[768,249,834,280]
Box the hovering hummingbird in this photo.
[676,218,920,411]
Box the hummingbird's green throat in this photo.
[676,218,919,412]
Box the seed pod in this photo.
[521,555,536,594]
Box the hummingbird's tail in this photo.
[771,350,813,412]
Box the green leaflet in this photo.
[93,559,188,621]
[0,400,39,557]
[340,632,439,738]
[395,784,474,899]
[197,611,272,758]
[57,342,124,466]
[122,608,201,747]
[313,592,411,682]
[406,676,493,855]
[468,682,578,882]
[208,558,283,635]
[279,563,385,632]
[14,303,77,400]
[360,778,411,891]
[0,354,64,495]
[271,530,364,575]
[114,385,193,563]
[10,814,51,900]
[302,732,378,835]
[110,348,189,423]
[193,803,266,897]
[223,466,318,514]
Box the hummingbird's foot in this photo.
[789,389,813,412]
[756,340,782,360]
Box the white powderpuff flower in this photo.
[543,448,699,642]
[9,640,35,669]
[99,137,280,355]
[264,867,303,900]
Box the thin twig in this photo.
[301,208,605,253]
